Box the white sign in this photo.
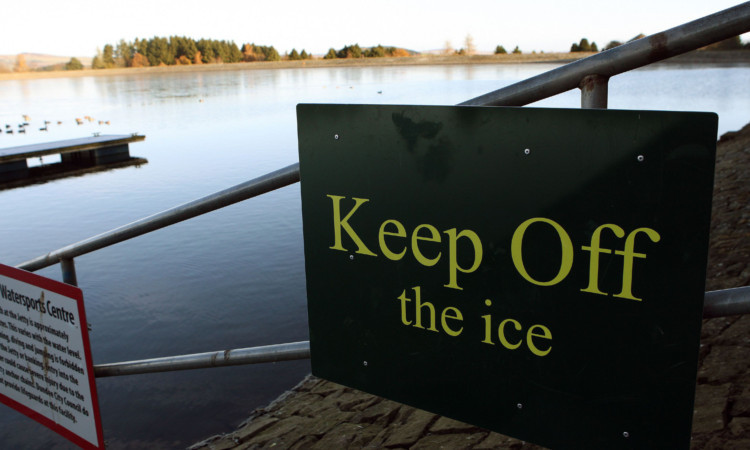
[0,263,103,449]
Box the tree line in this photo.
[39,33,750,72]
[576,34,747,53]
[87,37,289,69]
[322,44,411,59]
[75,37,416,71]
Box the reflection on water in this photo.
[0,62,748,448]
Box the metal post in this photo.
[580,74,609,109]
[60,258,78,286]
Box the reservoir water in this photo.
[0,61,749,448]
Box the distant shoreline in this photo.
[1,50,748,81]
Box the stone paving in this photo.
[191,123,750,449]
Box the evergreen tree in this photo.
[324,48,337,59]
[171,36,197,62]
[91,49,106,69]
[102,44,116,68]
[115,39,133,67]
[494,45,507,54]
[197,39,215,63]
[264,46,280,61]
[512,46,522,54]
[336,44,362,58]
[289,49,301,60]
[226,42,242,63]
[134,38,149,57]
[604,40,622,50]
[300,49,310,59]
[366,45,386,57]
[571,38,594,52]
[64,57,84,70]
[146,37,171,65]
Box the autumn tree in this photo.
[240,43,279,62]
[464,34,476,55]
[14,54,28,72]
[443,40,453,55]
[241,43,258,61]
[131,52,149,67]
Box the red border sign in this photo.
[0,263,104,449]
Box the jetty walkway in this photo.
[0,134,146,188]
[191,123,750,449]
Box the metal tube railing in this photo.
[704,287,750,318]
[89,286,750,377]
[17,162,300,273]
[13,3,750,377]
[93,341,311,377]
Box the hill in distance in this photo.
[0,53,93,72]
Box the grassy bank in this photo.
[1,50,747,82]
[0,52,594,81]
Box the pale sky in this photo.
[0,0,747,57]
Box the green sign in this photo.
[297,104,717,449]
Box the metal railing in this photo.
[16,1,750,377]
